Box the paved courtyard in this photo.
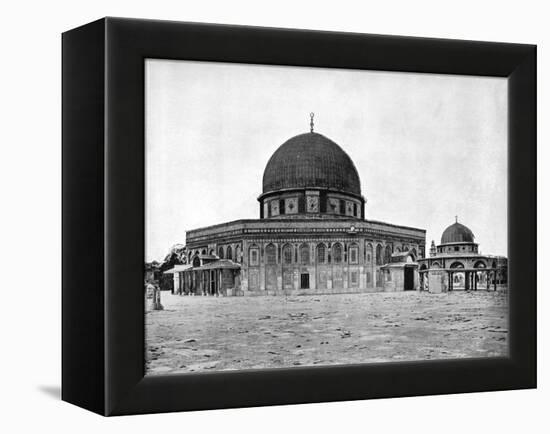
[145,291,508,375]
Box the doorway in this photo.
[404,267,414,290]
[300,273,310,289]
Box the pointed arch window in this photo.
[332,243,343,264]
[376,244,383,265]
[300,244,310,264]
[316,243,326,264]
[384,245,392,264]
[282,244,293,264]
[349,243,359,264]
[266,243,276,265]
[249,245,259,266]
[366,243,373,263]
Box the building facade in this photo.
[171,122,426,295]
[418,219,508,293]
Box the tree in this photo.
[158,244,187,291]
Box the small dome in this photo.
[441,222,475,244]
[262,132,361,197]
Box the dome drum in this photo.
[260,188,364,219]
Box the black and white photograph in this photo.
[1,0,543,430]
[144,60,508,375]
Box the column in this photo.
[211,270,215,294]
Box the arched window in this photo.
[192,256,200,267]
[226,246,233,260]
[201,249,206,255]
[332,243,343,264]
[249,245,259,266]
[349,243,359,264]
[218,246,224,259]
[316,243,326,264]
[235,245,241,263]
[384,245,392,264]
[376,244,383,265]
[366,243,373,263]
[450,261,464,269]
[282,244,293,265]
[209,249,214,256]
[265,243,276,265]
[300,244,310,264]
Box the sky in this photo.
[145,59,507,262]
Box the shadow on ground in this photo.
[38,385,61,400]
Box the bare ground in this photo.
[145,291,508,375]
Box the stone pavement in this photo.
[145,291,508,375]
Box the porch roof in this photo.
[194,259,241,271]
[163,264,193,274]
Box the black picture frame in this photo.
[62,17,536,416]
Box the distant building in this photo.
[170,117,426,295]
[418,219,507,292]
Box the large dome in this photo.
[441,222,475,244]
[262,132,361,196]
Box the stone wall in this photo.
[427,270,447,293]
[239,237,422,293]
[185,218,426,295]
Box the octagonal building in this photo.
[174,121,426,295]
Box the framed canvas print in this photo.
[62,17,536,416]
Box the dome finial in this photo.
[455,215,458,223]
[310,112,315,133]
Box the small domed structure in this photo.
[441,221,475,244]
[433,218,479,256]
[418,218,507,293]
